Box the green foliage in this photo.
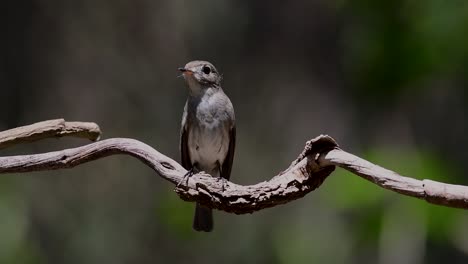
[322,146,464,250]
[343,0,468,102]
[0,179,44,264]
[155,189,194,238]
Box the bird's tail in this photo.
[193,203,213,232]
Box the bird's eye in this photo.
[202,66,211,74]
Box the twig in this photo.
[319,150,468,208]
[0,119,101,149]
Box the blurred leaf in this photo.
[408,0,468,73]
[273,211,352,264]
[343,0,468,103]
[365,147,460,241]
[321,169,387,209]
[0,176,47,263]
[155,189,194,238]
[323,146,462,243]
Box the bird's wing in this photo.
[180,127,192,170]
[180,105,191,170]
[221,125,236,180]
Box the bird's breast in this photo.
[188,120,229,174]
[185,89,234,174]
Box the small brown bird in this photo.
[178,60,236,232]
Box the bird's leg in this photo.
[217,177,228,192]
[177,165,197,188]
[216,161,228,192]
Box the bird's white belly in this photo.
[188,123,228,176]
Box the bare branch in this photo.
[318,146,468,209]
[0,137,336,214]
[0,120,467,212]
[0,119,101,149]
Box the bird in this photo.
[178,60,236,232]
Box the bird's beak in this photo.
[178,67,193,75]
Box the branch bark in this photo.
[0,119,101,149]
[0,120,467,212]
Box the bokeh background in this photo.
[1,1,468,263]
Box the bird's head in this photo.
[178,61,222,94]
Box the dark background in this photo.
[1,1,468,263]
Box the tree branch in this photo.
[0,120,467,212]
[318,149,468,208]
[0,119,101,149]
[0,136,336,213]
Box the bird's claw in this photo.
[177,168,194,188]
[217,177,228,192]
